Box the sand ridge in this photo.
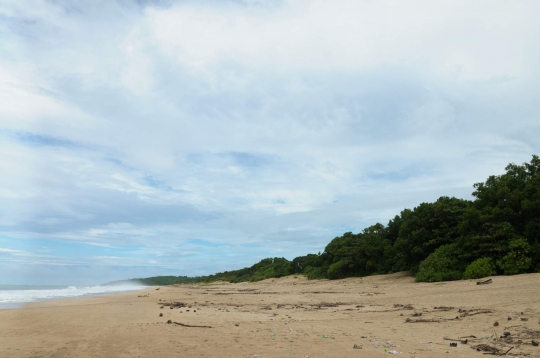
[1,272,540,357]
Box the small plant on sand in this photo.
[463,257,495,279]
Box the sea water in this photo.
[0,284,145,308]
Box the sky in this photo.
[0,0,539,285]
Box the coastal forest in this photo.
[127,155,540,285]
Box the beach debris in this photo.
[167,320,172,324]
[508,316,512,320]
[394,304,414,310]
[521,317,529,321]
[532,339,539,346]
[353,344,362,349]
[156,288,160,290]
[405,318,441,323]
[161,301,186,308]
[471,344,499,353]
[476,278,492,285]
[493,321,499,326]
[171,322,213,328]
[159,313,163,317]
[519,328,540,339]
[412,312,422,317]
[235,323,239,326]
[444,337,468,344]
[249,355,261,358]
[311,302,348,309]
[459,309,493,317]
[449,342,457,347]
[434,306,454,311]
[471,344,514,356]
[160,306,164,309]
[388,350,401,354]
[503,332,511,337]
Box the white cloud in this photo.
[147,0,538,79]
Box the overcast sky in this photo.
[1,0,539,285]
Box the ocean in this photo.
[0,284,145,308]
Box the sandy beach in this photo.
[1,272,540,358]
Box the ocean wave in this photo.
[0,284,146,304]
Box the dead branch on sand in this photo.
[477,278,493,285]
[169,321,213,328]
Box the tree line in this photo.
[121,155,540,285]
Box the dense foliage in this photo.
[124,156,540,285]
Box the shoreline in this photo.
[2,273,540,357]
[0,285,148,310]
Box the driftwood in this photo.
[161,301,186,308]
[405,318,441,323]
[460,309,493,317]
[477,278,492,285]
[472,344,500,353]
[483,346,514,356]
[394,304,414,310]
[472,344,515,356]
[171,321,213,328]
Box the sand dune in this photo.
[1,272,540,357]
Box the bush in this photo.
[304,266,327,279]
[415,244,463,282]
[463,258,495,279]
[497,237,532,275]
[327,260,349,280]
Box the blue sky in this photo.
[0,0,539,285]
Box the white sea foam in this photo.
[0,284,145,305]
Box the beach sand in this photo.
[1,272,540,358]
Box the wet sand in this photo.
[1,272,540,358]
